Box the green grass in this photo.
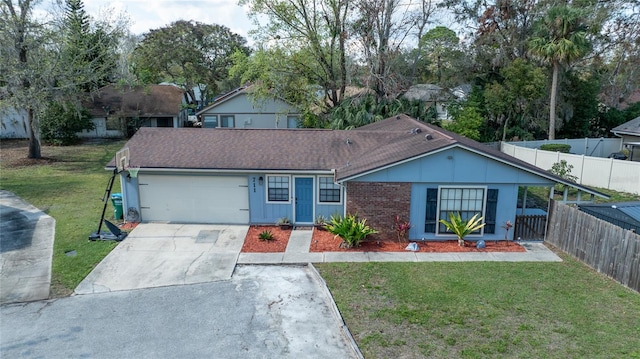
[317,255,640,359]
[1,140,126,295]
[523,186,639,209]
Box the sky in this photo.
[82,0,256,40]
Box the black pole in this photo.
[89,168,117,240]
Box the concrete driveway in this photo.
[75,223,248,294]
[2,265,359,358]
[0,191,55,304]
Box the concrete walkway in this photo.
[0,191,55,304]
[237,229,562,265]
[75,225,561,295]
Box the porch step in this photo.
[286,230,313,253]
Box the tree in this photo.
[444,0,542,68]
[40,101,94,145]
[60,0,122,92]
[1,0,45,158]
[351,0,416,99]
[240,0,350,109]
[230,47,317,114]
[483,58,547,141]
[555,70,599,138]
[1,0,127,157]
[443,104,484,141]
[132,20,250,105]
[407,0,440,83]
[529,5,591,140]
[418,26,465,86]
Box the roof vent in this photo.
[415,128,422,134]
[396,115,401,120]
[425,133,433,141]
[346,137,351,145]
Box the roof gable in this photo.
[352,146,556,185]
[195,85,298,116]
[611,116,640,136]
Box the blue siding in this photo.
[349,147,548,241]
[355,147,555,186]
[248,175,291,224]
[409,183,519,241]
[315,204,344,220]
[248,174,344,224]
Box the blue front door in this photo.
[295,177,313,223]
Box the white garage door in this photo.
[138,174,249,224]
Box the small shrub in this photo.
[276,217,291,227]
[258,230,274,241]
[540,144,571,153]
[438,212,485,246]
[394,215,412,242]
[549,160,578,191]
[325,213,378,248]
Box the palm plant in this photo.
[325,213,378,248]
[439,212,486,247]
[529,5,591,140]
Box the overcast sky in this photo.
[82,0,256,40]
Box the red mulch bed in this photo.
[241,226,291,253]
[118,222,140,230]
[310,228,526,252]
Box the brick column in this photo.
[346,182,412,241]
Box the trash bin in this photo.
[111,193,123,220]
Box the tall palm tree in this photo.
[529,5,591,140]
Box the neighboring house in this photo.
[0,107,29,139]
[111,114,606,242]
[578,202,640,233]
[611,116,640,161]
[402,84,453,121]
[81,84,187,138]
[195,85,300,129]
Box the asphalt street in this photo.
[1,265,357,358]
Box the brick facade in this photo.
[346,182,412,241]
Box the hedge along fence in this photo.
[539,143,571,153]
[546,200,640,293]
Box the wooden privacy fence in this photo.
[546,200,640,293]
[514,215,547,240]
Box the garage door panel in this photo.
[138,174,249,224]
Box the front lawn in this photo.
[317,254,640,358]
[1,139,126,296]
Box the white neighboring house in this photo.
[402,84,453,121]
[0,107,29,139]
[611,115,640,162]
[195,85,300,129]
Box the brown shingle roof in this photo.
[112,114,607,197]
[85,84,184,117]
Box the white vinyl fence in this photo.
[502,142,640,195]
[505,138,622,158]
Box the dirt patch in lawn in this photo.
[241,226,291,253]
[310,229,526,252]
[0,140,58,168]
